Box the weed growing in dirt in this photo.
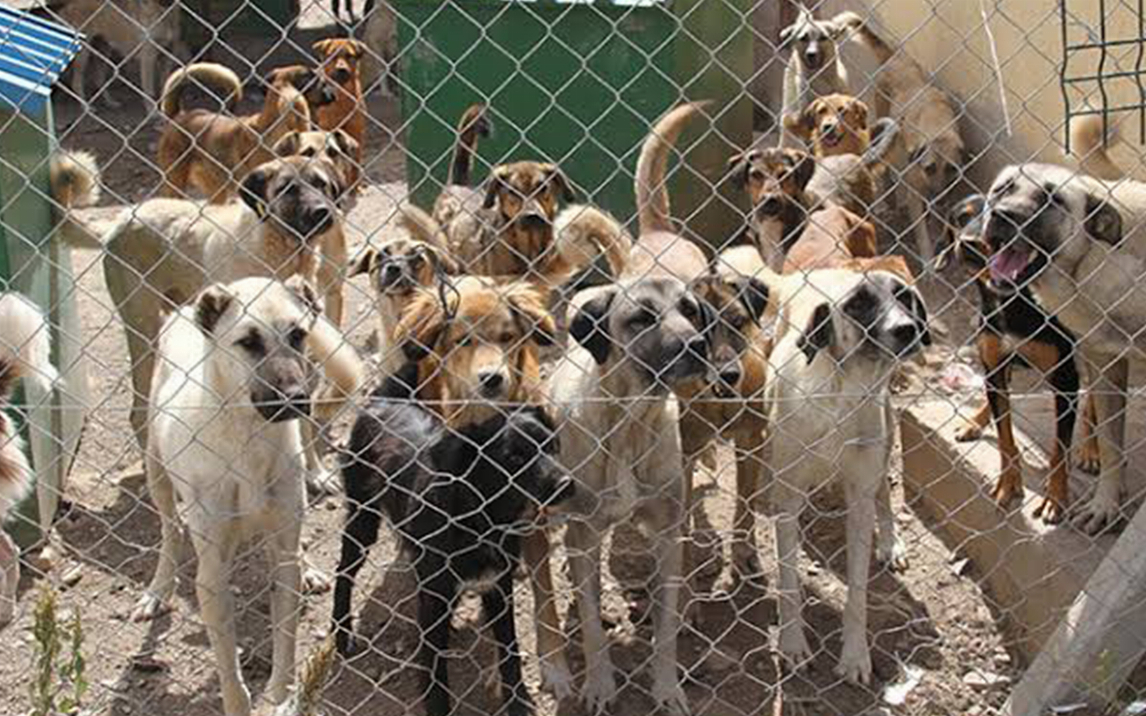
[29,583,87,716]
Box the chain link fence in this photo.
[0,0,1143,715]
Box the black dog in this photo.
[332,365,573,716]
[935,195,1099,524]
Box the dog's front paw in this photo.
[651,677,689,716]
[1076,442,1101,474]
[539,658,575,702]
[731,542,765,583]
[302,565,331,594]
[778,625,813,670]
[306,465,342,496]
[876,535,909,572]
[1074,492,1122,535]
[955,423,984,442]
[835,634,872,685]
[581,659,619,715]
[130,591,171,622]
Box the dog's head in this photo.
[273,129,361,204]
[439,408,575,528]
[785,94,870,156]
[313,38,364,87]
[483,161,575,229]
[192,277,324,423]
[397,277,556,423]
[351,237,457,298]
[980,164,1123,292]
[728,147,815,223]
[569,277,713,394]
[780,6,848,72]
[906,134,965,202]
[240,156,346,245]
[265,65,338,111]
[784,269,931,368]
[689,274,770,398]
[934,194,989,276]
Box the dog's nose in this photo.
[686,334,709,359]
[518,212,548,229]
[307,207,333,233]
[757,196,783,216]
[804,47,821,66]
[984,209,1021,247]
[889,323,920,351]
[333,68,352,84]
[718,365,742,387]
[478,371,506,396]
[549,475,576,505]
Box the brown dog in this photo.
[312,39,368,175]
[727,147,817,269]
[783,204,878,273]
[157,63,332,203]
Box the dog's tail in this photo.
[49,150,104,249]
[396,202,453,252]
[1072,114,1125,181]
[636,101,708,235]
[836,11,896,65]
[552,204,633,280]
[449,103,493,187]
[306,314,366,424]
[862,116,900,168]
[161,62,242,119]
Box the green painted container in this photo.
[396,0,753,248]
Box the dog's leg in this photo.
[1074,358,1128,534]
[194,539,251,716]
[641,495,689,716]
[981,337,1023,510]
[332,496,382,655]
[138,42,158,103]
[264,519,302,704]
[837,470,879,685]
[732,429,767,580]
[523,529,573,701]
[955,400,992,442]
[565,520,617,715]
[906,191,935,263]
[485,571,533,716]
[773,476,812,667]
[417,564,454,716]
[317,230,347,327]
[874,474,908,571]
[1031,347,1080,524]
[0,529,18,626]
[131,458,183,621]
[71,48,90,105]
[1077,390,1102,474]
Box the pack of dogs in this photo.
[2,4,1144,716]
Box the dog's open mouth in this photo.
[820,128,842,147]
[988,247,1033,284]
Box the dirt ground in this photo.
[0,12,1112,716]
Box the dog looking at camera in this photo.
[778,7,858,148]
[311,39,368,171]
[0,294,58,628]
[130,277,339,716]
[158,63,334,203]
[766,267,929,684]
[333,365,574,716]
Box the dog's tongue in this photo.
[989,249,1030,283]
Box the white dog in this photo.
[0,294,57,627]
[130,277,354,716]
[766,268,928,684]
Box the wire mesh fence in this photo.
[0,0,1144,715]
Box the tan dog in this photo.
[727,147,817,269]
[98,156,359,488]
[843,13,966,261]
[157,63,332,203]
[778,7,857,147]
[52,0,186,107]
[783,204,878,273]
[311,39,368,175]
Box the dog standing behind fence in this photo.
[778,7,856,148]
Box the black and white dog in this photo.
[332,365,574,716]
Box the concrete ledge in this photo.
[900,397,1120,659]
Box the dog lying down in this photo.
[334,363,574,716]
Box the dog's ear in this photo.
[843,213,877,258]
[312,38,334,58]
[482,168,508,209]
[346,40,365,59]
[1084,194,1123,245]
[507,285,557,347]
[850,98,869,128]
[240,166,272,220]
[796,302,833,364]
[783,108,815,142]
[330,129,360,160]
[569,288,616,365]
[195,285,234,335]
[285,275,324,318]
[273,131,302,157]
[424,244,461,276]
[779,22,799,49]
[396,289,448,362]
[542,164,577,204]
[726,152,753,190]
[350,247,378,277]
[734,277,770,324]
[785,149,816,193]
[894,282,932,347]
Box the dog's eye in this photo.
[729,313,749,330]
[631,308,656,326]
[498,331,515,345]
[679,300,698,321]
[235,332,265,356]
[288,327,308,350]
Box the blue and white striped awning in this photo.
[0,5,82,115]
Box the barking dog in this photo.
[311,39,368,172]
[0,294,57,627]
[333,370,574,716]
[977,160,1146,533]
[778,7,857,147]
[157,63,334,203]
[843,12,965,262]
[935,195,1099,524]
[767,267,929,684]
[130,278,338,716]
[100,155,360,473]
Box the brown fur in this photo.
[393,276,556,428]
[157,63,326,203]
[1071,114,1124,181]
[727,147,816,269]
[783,205,878,274]
[311,39,368,169]
[785,93,871,159]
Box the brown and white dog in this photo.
[157,63,333,203]
[0,294,57,627]
[778,7,858,147]
[311,39,368,175]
